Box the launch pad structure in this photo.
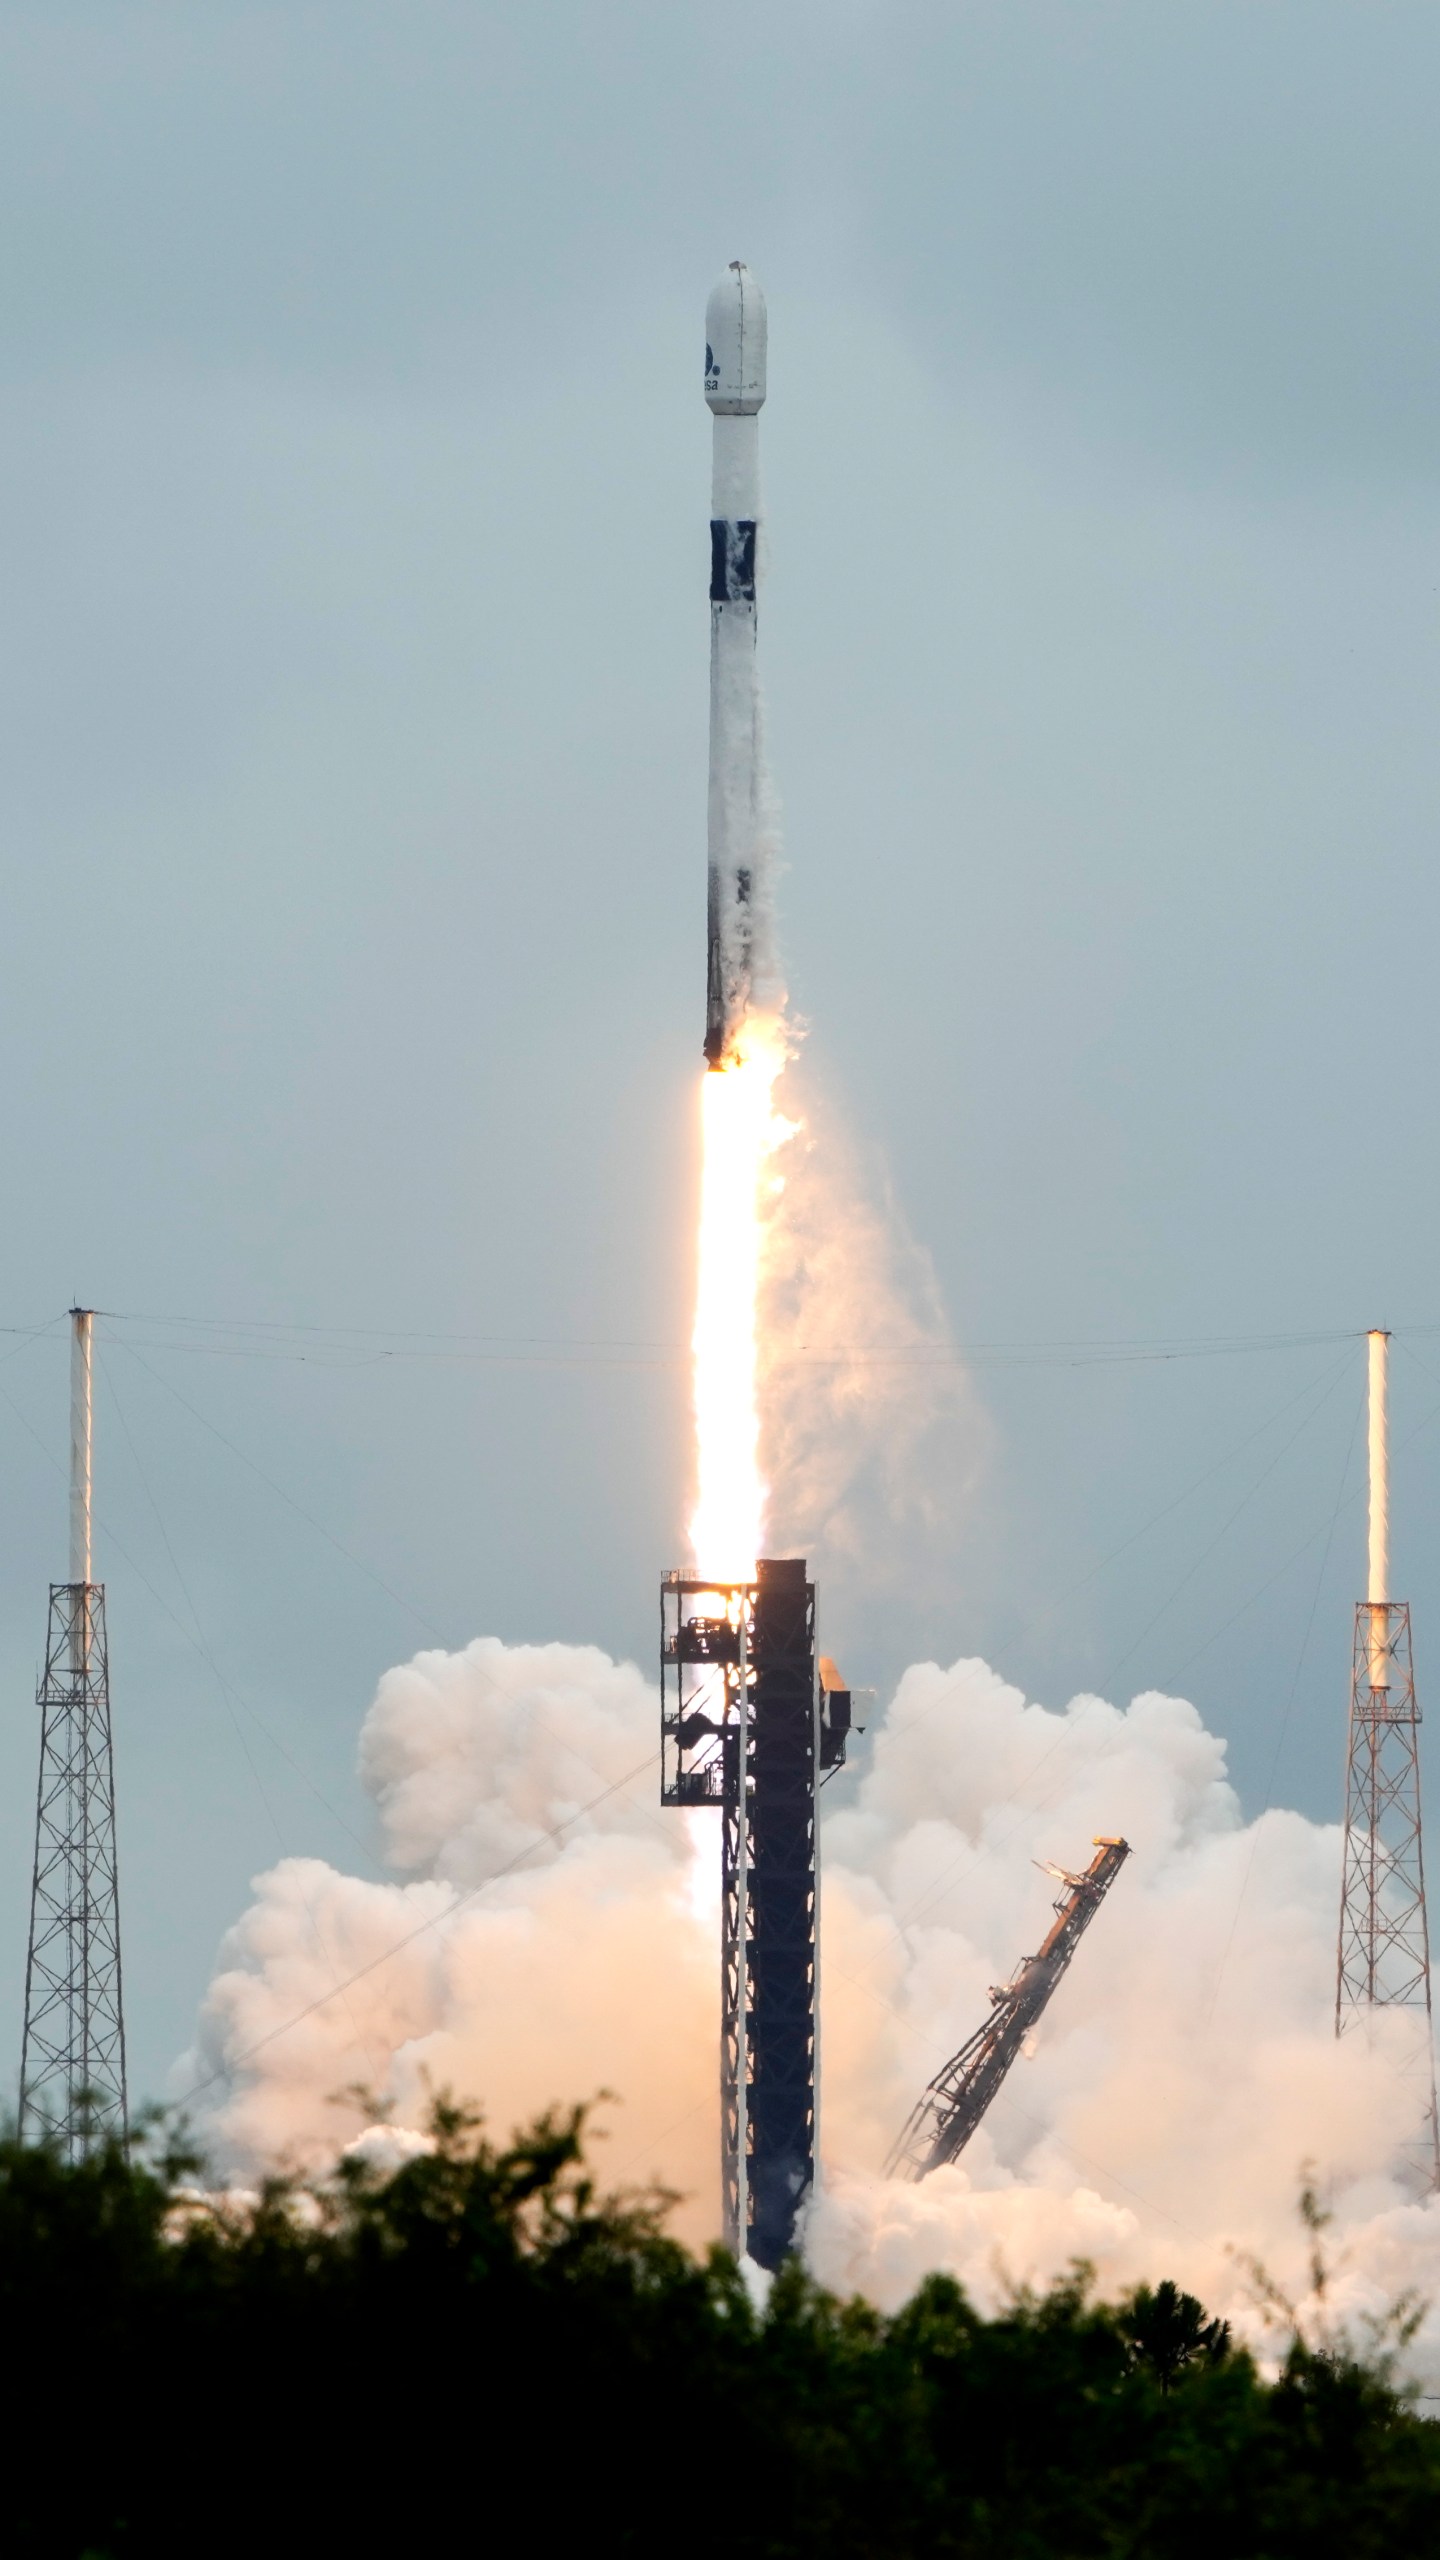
[662,1560,852,2266]
[888,1837,1130,2181]
[1336,1330,1440,2190]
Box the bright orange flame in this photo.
[690,1015,790,1582]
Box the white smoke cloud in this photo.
[759,1066,987,1605]
[182,1639,720,2214]
[179,1634,1440,2380]
[808,1656,1440,2370]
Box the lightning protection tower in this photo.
[661,1559,853,2266]
[19,1309,128,2156]
[1335,1329,1440,2191]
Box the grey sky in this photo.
[2,0,1439,2104]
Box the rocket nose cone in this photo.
[705,261,767,415]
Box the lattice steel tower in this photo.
[889,1837,1131,2181]
[1336,1328,1439,2190]
[19,1309,127,2155]
[661,1560,852,2265]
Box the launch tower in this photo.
[1335,1329,1440,2190]
[888,1837,1130,2180]
[19,1310,128,2156]
[662,1561,851,2264]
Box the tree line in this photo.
[2,2097,1436,2556]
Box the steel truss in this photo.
[888,1837,1130,2181]
[20,1581,127,2156]
[662,1559,850,2265]
[1336,1601,1440,2191]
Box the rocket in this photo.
[704,262,768,1068]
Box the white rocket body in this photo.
[704,263,769,1067]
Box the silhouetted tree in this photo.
[1121,2278,1231,2390]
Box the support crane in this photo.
[887,1837,1130,2181]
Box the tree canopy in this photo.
[2,2100,1436,2557]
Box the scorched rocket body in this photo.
[704,262,768,1067]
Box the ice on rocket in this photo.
[704,264,768,1069]
[705,263,767,416]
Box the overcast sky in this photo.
[3,0,1440,2104]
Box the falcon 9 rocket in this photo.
[704,262,769,1068]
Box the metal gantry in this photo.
[1335,1332,1440,2193]
[888,1837,1131,2182]
[19,1311,127,2157]
[662,1559,851,2265]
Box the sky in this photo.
[3,0,1440,2109]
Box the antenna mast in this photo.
[1336,1329,1439,2190]
[19,1309,128,2157]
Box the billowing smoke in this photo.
[180,1633,1440,2379]
[759,1068,986,1608]
[183,1641,719,2213]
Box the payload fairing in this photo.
[704,262,769,1067]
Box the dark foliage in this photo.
[1119,2277,1231,2390]
[1,2102,1436,2558]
